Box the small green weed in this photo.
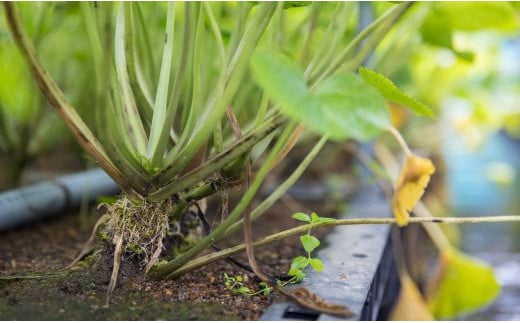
[287,212,335,283]
[223,273,273,297]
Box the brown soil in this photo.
[0,197,337,320]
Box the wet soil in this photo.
[0,199,336,320]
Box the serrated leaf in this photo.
[251,49,390,142]
[427,251,501,319]
[300,235,320,253]
[359,67,434,118]
[292,212,311,222]
[392,154,436,226]
[290,256,309,270]
[309,258,324,272]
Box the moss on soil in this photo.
[0,270,238,320]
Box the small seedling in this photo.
[286,212,335,283]
[223,273,273,296]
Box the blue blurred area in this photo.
[443,130,520,216]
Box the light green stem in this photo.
[225,135,329,236]
[169,215,520,278]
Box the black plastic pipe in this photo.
[0,168,120,230]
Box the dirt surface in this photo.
[0,197,335,320]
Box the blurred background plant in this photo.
[0,3,99,190]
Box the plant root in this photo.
[101,196,174,303]
[66,213,110,269]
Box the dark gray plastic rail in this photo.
[0,168,120,230]
[261,183,399,321]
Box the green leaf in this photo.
[309,258,324,272]
[290,256,309,270]
[146,2,176,164]
[288,268,306,282]
[311,73,390,141]
[310,212,320,223]
[236,286,250,294]
[419,11,475,63]
[251,49,308,111]
[359,67,435,118]
[292,212,311,222]
[427,251,501,319]
[251,49,390,141]
[300,235,320,253]
[433,2,519,32]
[420,10,453,49]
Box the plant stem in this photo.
[168,215,520,278]
[225,135,328,236]
[148,121,297,279]
[162,3,276,174]
[311,2,411,85]
[149,115,283,200]
[387,126,412,156]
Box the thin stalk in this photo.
[311,2,411,85]
[298,2,321,65]
[336,15,403,74]
[205,1,227,156]
[3,2,133,194]
[387,126,412,156]
[146,2,176,165]
[169,215,520,278]
[125,2,154,125]
[163,2,194,148]
[134,3,157,91]
[114,3,148,154]
[149,122,297,278]
[253,93,270,128]
[271,2,285,47]
[304,2,353,78]
[226,2,251,62]
[162,3,277,174]
[178,4,204,139]
[225,135,329,236]
[213,121,223,153]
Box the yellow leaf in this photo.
[392,155,435,226]
[389,273,434,321]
